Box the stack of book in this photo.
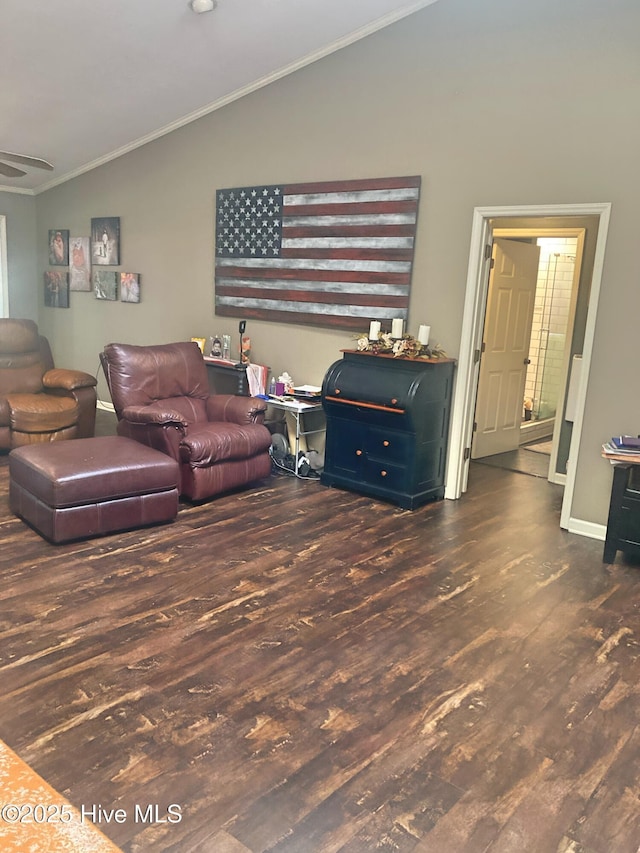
[603,436,640,456]
[292,385,322,401]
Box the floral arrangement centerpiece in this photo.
[355,330,447,360]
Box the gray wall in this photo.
[6,0,640,530]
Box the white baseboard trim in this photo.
[97,399,115,413]
[549,472,567,486]
[566,516,606,541]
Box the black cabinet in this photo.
[204,358,249,396]
[320,351,455,509]
[603,463,640,562]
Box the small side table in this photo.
[602,449,640,562]
[267,398,325,468]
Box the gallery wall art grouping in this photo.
[44,217,141,307]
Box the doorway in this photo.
[444,202,612,534]
[471,228,585,485]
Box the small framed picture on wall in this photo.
[91,217,120,265]
[69,236,91,291]
[93,270,118,301]
[44,270,69,308]
[48,229,69,266]
[120,272,140,303]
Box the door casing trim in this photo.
[444,202,612,535]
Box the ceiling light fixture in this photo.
[190,0,217,13]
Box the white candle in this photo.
[369,320,381,340]
[418,324,431,345]
[391,318,404,338]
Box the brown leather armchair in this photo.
[100,341,272,501]
[0,318,97,450]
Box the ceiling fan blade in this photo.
[0,161,27,178]
[0,151,54,171]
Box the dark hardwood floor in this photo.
[1,415,639,852]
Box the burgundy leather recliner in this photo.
[100,341,272,501]
[0,318,97,450]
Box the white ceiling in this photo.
[0,0,439,194]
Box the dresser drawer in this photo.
[619,499,640,545]
[363,428,413,463]
[362,459,409,492]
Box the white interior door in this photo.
[471,238,540,458]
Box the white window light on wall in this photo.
[0,216,8,317]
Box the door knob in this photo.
[524,358,531,365]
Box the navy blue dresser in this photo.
[321,351,455,509]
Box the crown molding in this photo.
[0,184,35,196]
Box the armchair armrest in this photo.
[43,368,97,392]
[207,394,267,425]
[121,404,189,429]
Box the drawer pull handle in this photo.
[356,449,363,456]
[391,398,398,405]
[383,440,390,447]
[381,470,387,477]
[334,388,341,395]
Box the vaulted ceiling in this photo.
[0,0,439,193]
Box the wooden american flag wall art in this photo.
[214,175,421,331]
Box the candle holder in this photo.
[354,330,447,360]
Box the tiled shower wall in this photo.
[523,237,577,421]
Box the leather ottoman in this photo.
[9,436,179,543]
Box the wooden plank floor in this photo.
[1,420,639,852]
